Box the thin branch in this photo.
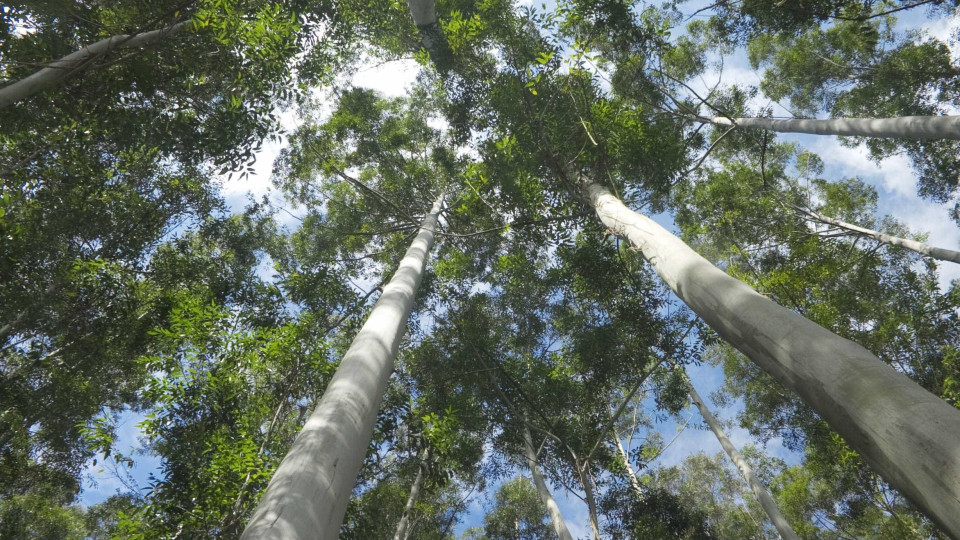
[585,360,662,461]
[683,126,737,175]
[833,0,940,21]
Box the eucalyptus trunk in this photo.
[241,195,445,540]
[797,206,960,264]
[698,115,960,140]
[406,0,437,27]
[611,430,643,497]
[686,378,800,540]
[522,424,575,540]
[580,467,602,540]
[584,181,960,537]
[393,446,432,540]
[0,21,188,107]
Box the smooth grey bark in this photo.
[579,468,601,540]
[698,115,960,140]
[612,431,643,497]
[241,195,445,540]
[0,21,188,108]
[522,423,575,540]
[584,182,960,537]
[394,446,432,540]
[578,368,657,540]
[796,206,960,265]
[406,0,437,27]
[685,377,800,540]
[406,0,442,51]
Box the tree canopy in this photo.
[2,0,960,537]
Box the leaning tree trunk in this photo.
[393,446,432,540]
[579,466,602,540]
[610,429,643,497]
[796,205,960,265]
[0,21,188,108]
[584,181,960,537]
[696,115,960,140]
[611,430,643,497]
[686,376,800,540]
[241,195,445,540]
[522,423,575,540]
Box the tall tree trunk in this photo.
[579,466,602,540]
[584,181,960,537]
[697,115,960,140]
[611,428,643,497]
[522,423,575,540]
[241,195,445,540]
[795,205,960,264]
[406,0,437,27]
[0,21,188,108]
[393,446,432,540]
[686,376,800,540]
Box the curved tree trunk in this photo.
[394,446,432,540]
[796,205,960,265]
[584,181,960,538]
[686,376,800,540]
[697,115,960,140]
[522,423,575,540]
[0,21,188,108]
[241,195,445,540]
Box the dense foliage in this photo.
[2,0,959,537]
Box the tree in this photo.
[584,181,960,535]
[416,0,960,529]
[641,451,779,539]
[695,114,960,140]
[0,20,189,108]
[674,131,960,535]
[407,3,960,531]
[0,0,358,512]
[9,0,960,536]
[482,477,553,540]
[393,446,432,540]
[680,2,960,203]
[241,194,444,539]
[683,371,799,540]
[791,204,960,265]
[520,423,575,540]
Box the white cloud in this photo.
[351,58,423,98]
[808,137,915,196]
[222,51,424,209]
[221,136,288,200]
[804,136,960,287]
[912,11,960,60]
